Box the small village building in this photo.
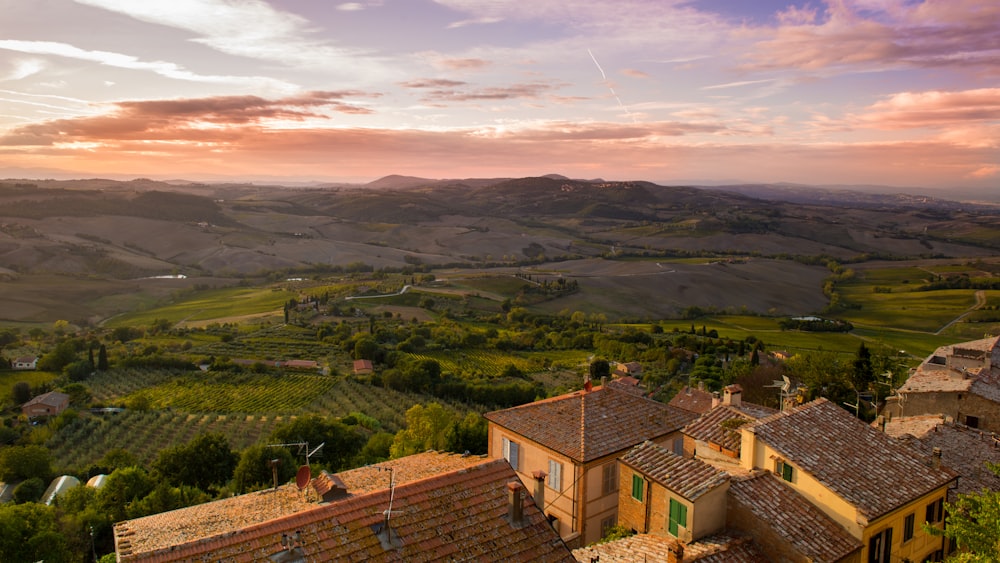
[572,531,766,562]
[617,441,730,542]
[883,335,1000,433]
[668,384,715,415]
[739,398,957,563]
[12,356,38,370]
[353,359,374,375]
[485,383,697,547]
[21,390,70,418]
[681,385,777,467]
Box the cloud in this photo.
[702,79,776,91]
[620,69,649,79]
[966,165,999,179]
[0,39,297,90]
[447,16,504,29]
[337,3,365,11]
[436,58,492,71]
[858,88,1000,129]
[740,0,1000,73]
[400,79,468,89]
[0,91,379,146]
[71,0,383,73]
[1,58,46,81]
[413,82,563,102]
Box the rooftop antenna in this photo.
[372,466,402,549]
[268,441,325,467]
[766,375,793,411]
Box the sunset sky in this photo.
[0,0,998,188]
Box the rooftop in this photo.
[620,441,729,501]
[729,471,861,562]
[114,451,486,558]
[572,532,766,563]
[883,416,1000,499]
[898,335,1000,396]
[21,390,69,408]
[117,457,574,562]
[668,386,715,414]
[744,398,958,522]
[682,404,775,455]
[486,385,696,463]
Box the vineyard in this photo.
[49,372,482,471]
[406,349,589,379]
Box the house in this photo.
[883,335,1000,432]
[881,415,1000,501]
[115,451,574,562]
[613,361,643,378]
[353,359,374,375]
[21,390,70,418]
[617,441,730,542]
[12,356,38,370]
[727,471,862,562]
[572,531,766,562]
[681,385,777,467]
[484,383,697,547]
[668,383,715,415]
[739,398,957,563]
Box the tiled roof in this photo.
[729,471,861,562]
[606,376,645,396]
[899,335,1000,396]
[744,398,958,522]
[620,441,729,501]
[898,363,975,394]
[22,390,69,408]
[115,451,486,558]
[571,532,767,563]
[884,417,1000,499]
[669,386,715,414]
[683,405,765,454]
[486,386,697,463]
[117,458,574,562]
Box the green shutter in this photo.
[782,462,793,482]
[668,498,687,537]
[631,474,643,501]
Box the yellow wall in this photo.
[860,486,949,563]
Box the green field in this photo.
[0,370,58,408]
[104,286,296,327]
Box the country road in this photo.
[936,290,986,335]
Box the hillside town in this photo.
[99,336,1000,561]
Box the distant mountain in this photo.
[365,175,437,190]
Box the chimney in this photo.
[507,481,525,526]
[723,384,742,407]
[877,416,886,432]
[667,540,684,563]
[931,447,942,469]
[269,459,281,490]
[711,391,721,409]
[584,375,593,392]
[531,470,547,510]
[601,376,607,388]
[697,380,705,392]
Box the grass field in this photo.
[104,286,296,328]
[0,370,58,408]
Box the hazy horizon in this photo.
[1,1,998,191]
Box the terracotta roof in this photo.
[683,405,768,454]
[486,386,697,463]
[744,398,958,522]
[899,335,1000,396]
[620,441,729,501]
[884,417,1000,499]
[729,471,861,562]
[669,386,715,414]
[117,458,574,562]
[22,390,70,408]
[115,451,486,557]
[572,532,766,562]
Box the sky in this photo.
[0,0,998,189]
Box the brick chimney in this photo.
[711,391,721,409]
[723,384,742,407]
[531,470,547,510]
[507,481,525,526]
[931,447,942,469]
[667,540,684,563]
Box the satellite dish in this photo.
[295,465,311,490]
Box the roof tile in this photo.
[620,441,729,501]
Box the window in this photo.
[903,512,915,542]
[600,515,617,537]
[672,437,684,456]
[964,414,979,429]
[868,527,893,563]
[631,474,644,502]
[925,497,944,524]
[502,437,519,471]
[668,498,688,537]
[602,462,618,495]
[776,460,793,482]
[547,459,563,491]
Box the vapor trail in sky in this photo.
[587,48,635,123]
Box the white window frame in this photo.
[502,437,520,470]
[547,459,563,491]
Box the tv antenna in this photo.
[372,466,402,549]
[268,441,325,466]
[766,375,794,411]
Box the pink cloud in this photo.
[438,58,491,70]
[620,69,649,79]
[858,88,1000,129]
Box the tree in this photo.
[390,403,455,458]
[98,466,155,523]
[589,359,611,381]
[232,444,297,493]
[153,433,237,491]
[444,412,488,455]
[270,415,366,471]
[353,432,395,466]
[126,482,211,519]
[11,381,31,405]
[97,344,109,371]
[12,477,45,504]
[0,502,72,563]
[851,342,874,393]
[0,445,52,482]
[928,463,1000,562]
[37,340,78,373]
